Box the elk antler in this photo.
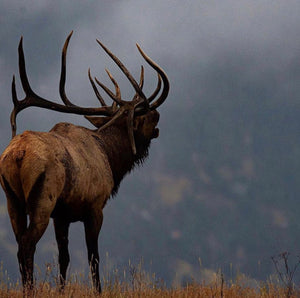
[11,32,169,154]
[11,32,114,137]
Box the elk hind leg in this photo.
[54,218,70,289]
[1,176,28,286]
[19,172,57,289]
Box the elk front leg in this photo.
[84,209,103,293]
[54,218,70,289]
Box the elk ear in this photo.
[84,116,111,128]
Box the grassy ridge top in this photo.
[0,282,297,298]
[1,255,299,297]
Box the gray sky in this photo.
[1,1,299,143]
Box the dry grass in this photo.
[0,262,299,297]
[0,280,299,298]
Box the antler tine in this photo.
[18,37,36,98]
[139,66,144,89]
[96,39,148,105]
[105,69,122,112]
[126,109,136,155]
[129,66,146,113]
[148,73,162,103]
[10,36,38,138]
[60,31,77,107]
[136,44,169,110]
[105,69,122,103]
[11,75,19,138]
[94,75,123,106]
[88,68,107,106]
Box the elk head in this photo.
[11,31,169,155]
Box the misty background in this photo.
[0,0,300,286]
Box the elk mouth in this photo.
[152,111,160,138]
[153,127,159,138]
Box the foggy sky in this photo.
[1,1,299,143]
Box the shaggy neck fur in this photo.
[92,125,151,196]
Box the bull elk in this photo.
[0,32,169,293]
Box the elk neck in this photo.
[92,124,151,195]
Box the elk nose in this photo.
[153,110,160,122]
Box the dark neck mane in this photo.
[91,125,151,195]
